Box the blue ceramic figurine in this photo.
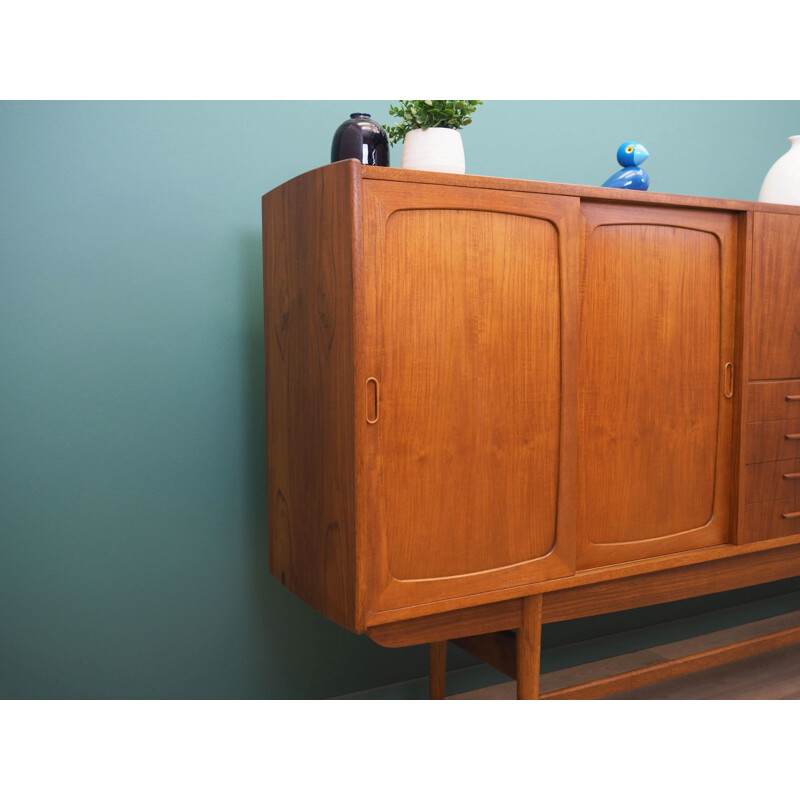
[602,141,650,190]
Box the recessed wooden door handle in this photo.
[723,362,734,399]
[366,377,380,424]
[782,511,800,519]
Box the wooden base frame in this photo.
[449,616,800,700]
[429,641,447,700]
[374,544,800,699]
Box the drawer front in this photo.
[747,380,800,423]
[742,497,800,542]
[744,458,800,504]
[745,420,800,464]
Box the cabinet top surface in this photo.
[264,160,800,216]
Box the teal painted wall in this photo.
[1,101,799,699]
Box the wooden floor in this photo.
[449,609,800,699]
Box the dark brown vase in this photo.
[331,113,390,167]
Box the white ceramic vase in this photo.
[400,128,465,174]
[759,136,800,205]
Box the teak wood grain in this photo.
[743,458,800,504]
[541,542,800,624]
[741,497,800,542]
[746,380,800,423]
[730,211,751,546]
[363,541,800,631]
[364,531,800,626]
[262,160,359,630]
[748,213,800,381]
[380,207,561,578]
[452,631,517,678]
[577,202,737,568]
[516,595,543,699]
[444,618,800,700]
[357,180,579,614]
[367,542,800,647]
[360,164,800,216]
[262,164,800,697]
[744,420,800,464]
[429,642,447,700]
[539,624,800,700]
[368,598,524,648]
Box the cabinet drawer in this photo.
[742,497,800,542]
[744,459,800,504]
[747,380,800,423]
[745,420,800,464]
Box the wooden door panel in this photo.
[382,209,560,579]
[578,203,737,568]
[358,181,579,614]
[749,213,800,380]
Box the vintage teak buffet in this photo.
[261,160,800,699]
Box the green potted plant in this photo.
[385,100,483,174]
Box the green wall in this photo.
[2,101,799,699]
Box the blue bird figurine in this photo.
[602,141,650,190]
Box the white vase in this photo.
[400,128,465,174]
[759,135,800,205]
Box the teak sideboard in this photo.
[262,160,800,699]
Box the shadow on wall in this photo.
[238,228,271,642]
[238,229,319,695]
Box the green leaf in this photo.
[386,99,483,135]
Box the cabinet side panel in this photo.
[262,162,358,631]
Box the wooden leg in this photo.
[429,641,447,700]
[517,595,543,699]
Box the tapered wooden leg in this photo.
[517,595,543,699]
[429,641,447,700]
